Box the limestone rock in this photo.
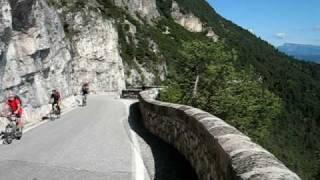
[171,1,203,32]
[170,1,219,41]
[0,0,73,126]
[114,0,160,21]
[63,9,126,94]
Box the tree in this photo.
[161,40,282,142]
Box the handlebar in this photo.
[0,114,18,121]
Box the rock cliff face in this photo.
[170,1,218,41]
[114,0,159,21]
[0,0,126,124]
[62,8,126,93]
[171,1,203,32]
[0,0,73,125]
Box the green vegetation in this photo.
[155,0,320,179]
[97,0,165,85]
[116,16,165,85]
[160,40,282,142]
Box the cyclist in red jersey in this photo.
[2,93,24,134]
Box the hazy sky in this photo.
[208,0,320,46]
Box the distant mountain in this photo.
[278,43,320,63]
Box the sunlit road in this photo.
[0,96,140,180]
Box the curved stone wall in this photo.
[139,89,300,180]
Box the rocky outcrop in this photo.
[139,89,301,180]
[125,58,166,87]
[170,1,219,41]
[171,1,203,32]
[0,0,12,87]
[63,9,126,93]
[206,28,219,42]
[114,0,160,21]
[0,0,73,126]
[119,17,166,87]
[125,59,155,87]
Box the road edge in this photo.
[120,99,152,180]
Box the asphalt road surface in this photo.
[0,95,197,180]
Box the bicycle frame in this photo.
[82,94,87,106]
[50,103,60,120]
[1,115,19,144]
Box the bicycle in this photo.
[49,103,61,121]
[0,115,22,144]
[82,94,87,107]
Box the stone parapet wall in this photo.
[139,89,300,180]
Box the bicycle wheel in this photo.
[82,96,87,106]
[50,111,55,121]
[4,136,13,144]
[4,129,13,144]
[15,127,23,140]
[56,110,60,119]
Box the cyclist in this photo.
[81,82,89,106]
[81,82,90,95]
[1,93,24,136]
[81,81,89,106]
[49,89,61,115]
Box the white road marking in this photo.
[131,130,146,180]
[23,120,49,133]
[120,99,149,180]
[1,107,77,144]
[23,106,75,133]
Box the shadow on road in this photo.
[128,102,198,180]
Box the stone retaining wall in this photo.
[139,89,300,180]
